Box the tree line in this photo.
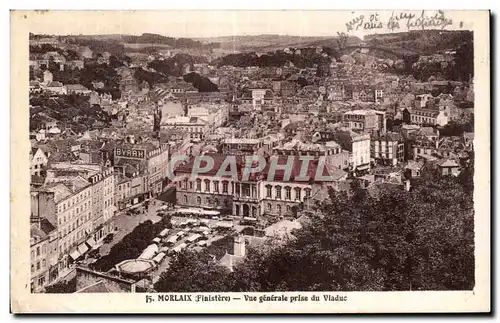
[155,169,474,292]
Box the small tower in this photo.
[43,70,53,85]
[153,102,162,138]
[233,235,246,258]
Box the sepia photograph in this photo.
[10,9,490,313]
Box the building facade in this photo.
[371,132,405,166]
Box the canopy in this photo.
[186,233,201,243]
[116,259,155,274]
[170,207,220,216]
[216,221,234,228]
[152,252,166,263]
[86,238,97,248]
[152,237,161,244]
[138,244,159,260]
[166,235,178,244]
[158,228,170,237]
[173,243,187,252]
[77,243,89,255]
[69,250,81,261]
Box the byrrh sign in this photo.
[115,148,147,159]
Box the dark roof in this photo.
[40,218,57,235]
[75,280,111,293]
[372,132,403,142]
[175,153,347,183]
[31,175,46,185]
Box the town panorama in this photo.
[29,30,475,293]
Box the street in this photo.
[99,200,164,257]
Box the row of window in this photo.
[31,259,47,273]
[274,149,341,156]
[182,195,231,207]
[181,179,314,201]
[58,230,85,255]
[265,203,292,213]
[58,190,91,213]
[58,203,90,225]
[265,185,311,200]
[31,244,45,259]
[411,115,437,124]
[59,213,90,238]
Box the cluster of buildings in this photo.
[29,36,474,293]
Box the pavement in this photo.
[99,200,165,257]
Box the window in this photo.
[36,262,40,270]
[31,264,34,273]
[243,184,250,197]
[196,196,201,205]
[189,181,193,189]
[204,179,211,192]
[205,197,210,205]
[31,250,35,259]
[294,187,302,200]
[267,203,272,212]
[213,181,220,193]
[196,179,202,191]
[183,179,188,189]
[287,205,292,213]
[42,259,46,268]
[235,184,240,196]
[222,181,228,193]
[266,185,272,198]
[275,186,282,199]
[285,187,292,200]
[36,246,40,256]
[183,195,188,204]
[277,204,282,214]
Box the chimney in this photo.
[233,235,246,258]
[405,180,411,192]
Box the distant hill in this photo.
[363,30,473,56]
[148,53,209,77]
[121,33,219,49]
[360,30,474,82]
[195,34,363,52]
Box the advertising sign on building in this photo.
[115,148,147,159]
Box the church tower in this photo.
[153,102,162,138]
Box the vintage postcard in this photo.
[10,10,490,313]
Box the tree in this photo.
[154,251,233,292]
[150,176,474,292]
[45,278,76,293]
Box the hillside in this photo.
[363,30,473,57]
[196,34,363,52]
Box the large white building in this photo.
[31,163,117,283]
[333,130,371,174]
[162,116,208,141]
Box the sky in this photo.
[23,10,476,39]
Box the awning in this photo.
[109,205,118,213]
[69,250,81,261]
[78,243,89,255]
[356,164,370,171]
[86,238,97,248]
[92,240,104,250]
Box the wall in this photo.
[75,267,135,293]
